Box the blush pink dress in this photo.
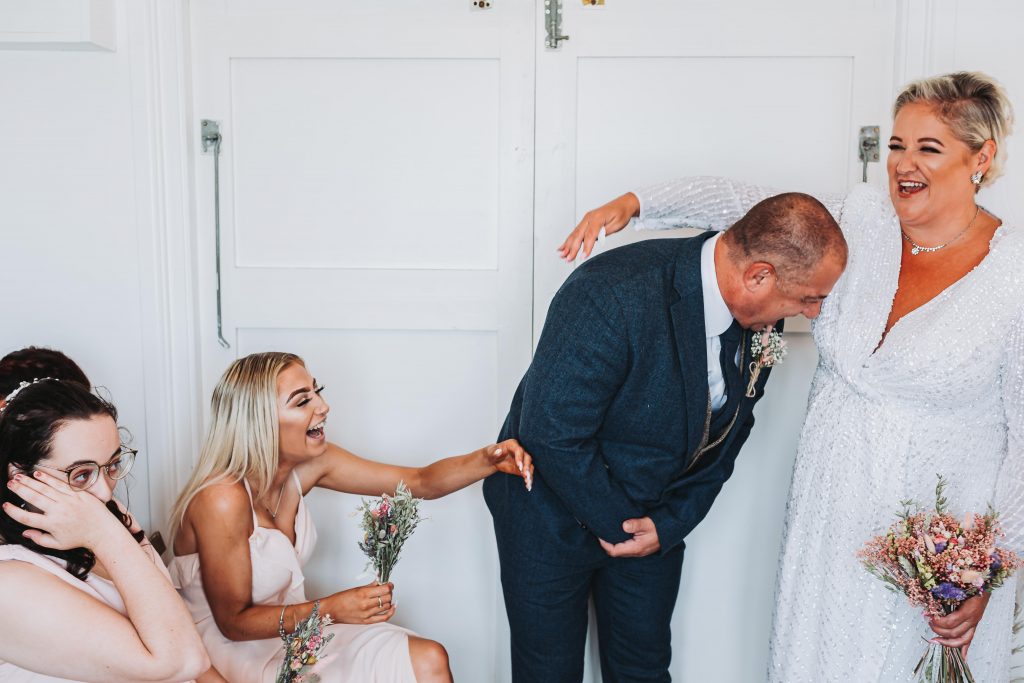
[168,473,417,683]
[0,540,195,683]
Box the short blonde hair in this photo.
[893,71,1015,188]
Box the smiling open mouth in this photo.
[306,419,326,439]
[898,180,927,196]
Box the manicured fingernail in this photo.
[494,448,502,455]
[33,471,42,479]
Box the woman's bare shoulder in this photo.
[185,480,253,532]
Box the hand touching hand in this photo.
[3,470,122,551]
[486,439,534,491]
[558,192,641,261]
[326,581,396,625]
[599,517,661,558]
[928,591,991,659]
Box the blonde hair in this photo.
[893,71,1015,188]
[169,352,303,543]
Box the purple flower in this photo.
[933,541,947,553]
[990,553,1003,572]
[931,582,967,602]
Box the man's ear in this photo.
[743,261,775,293]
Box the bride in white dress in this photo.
[559,71,1024,681]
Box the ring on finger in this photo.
[377,596,383,610]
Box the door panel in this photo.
[534,4,897,681]
[231,57,501,270]
[189,3,533,681]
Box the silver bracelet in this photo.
[277,604,289,640]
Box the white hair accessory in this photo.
[0,377,57,413]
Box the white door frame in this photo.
[128,0,205,540]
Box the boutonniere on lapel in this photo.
[746,325,787,397]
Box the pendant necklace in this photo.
[901,206,981,256]
[265,478,288,519]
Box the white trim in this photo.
[128,0,203,543]
[0,0,116,51]
[893,0,958,92]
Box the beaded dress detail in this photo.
[633,177,1024,682]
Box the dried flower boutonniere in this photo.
[745,325,787,397]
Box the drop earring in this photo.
[971,171,983,185]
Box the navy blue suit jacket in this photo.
[484,233,777,564]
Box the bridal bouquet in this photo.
[858,476,1021,683]
[356,481,423,583]
[275,601,335,683]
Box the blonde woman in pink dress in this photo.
[0,378,216,683]
[168,351,534,683]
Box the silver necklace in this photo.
[901,206,981,256]
[265,478,288,519]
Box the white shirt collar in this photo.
[700,233,733,338]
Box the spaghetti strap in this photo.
[291,470,303,496]
[240,479,260,528]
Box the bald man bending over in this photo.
[484,193,847,683]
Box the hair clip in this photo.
[0,377,57,414]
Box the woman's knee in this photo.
[408,637,451,682]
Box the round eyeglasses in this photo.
[33,446,138,491]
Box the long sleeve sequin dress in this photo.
[630,177,1024,682]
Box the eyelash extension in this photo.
[296,385,326,407]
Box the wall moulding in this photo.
[0,0,116,51]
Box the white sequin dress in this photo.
[631,177,1024,682]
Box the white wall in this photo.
[0,0,154,529]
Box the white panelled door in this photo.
[189,2,533,681]
[186,1,899,680]
[534,2,896,681]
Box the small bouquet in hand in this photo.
[357,481,423,584]
[858,476,1021,683]
[275,600,335,683]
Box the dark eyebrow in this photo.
[68,446,121,468]
[287,386,313,402]
[889,136,902,142]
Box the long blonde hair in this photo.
[169,351,303,543]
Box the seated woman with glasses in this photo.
[0,378,218,682]
[167,351,534,683]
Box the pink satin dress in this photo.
[168,473,417,683]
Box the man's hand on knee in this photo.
[598,517,660,557]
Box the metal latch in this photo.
[545,0,569,49]
[858,125,880,182]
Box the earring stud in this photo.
[971,171,983,185]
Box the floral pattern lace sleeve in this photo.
[996,307,1024,556]
[631,176,846,232]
